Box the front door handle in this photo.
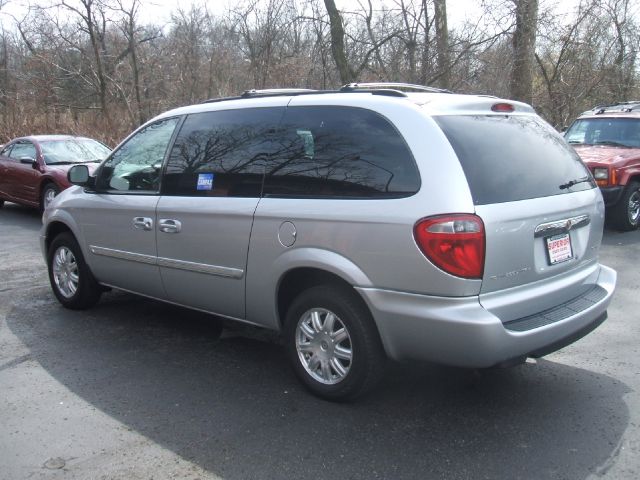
[133,217,153,231]
[159,219,182,234]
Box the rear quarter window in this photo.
[435,114,595,205]
[263,106,420,198]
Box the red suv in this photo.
[565,102,640,231]
[0,135,110,211]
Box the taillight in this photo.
[413,214,485,279]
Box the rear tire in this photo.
[284,285,386,401]
[610,181,640,231]
[47,232,102,309]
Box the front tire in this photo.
[610,181,640,231]
[41,183,60,211]
[47,232,101,309]
[284,285,386,401]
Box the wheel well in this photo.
[40,180,55,195]
[39,180,56,204]
[45,222,72,254]
[277,267,369,329]
[627,175,640,186]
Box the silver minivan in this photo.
[41,84,616,400]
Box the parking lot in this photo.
[1,201,639,480]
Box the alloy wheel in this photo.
[295,307,353,385]
[52,246,79,298]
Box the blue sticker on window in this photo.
[197,173,214,190]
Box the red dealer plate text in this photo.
[546,233,573,265]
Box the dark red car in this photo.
[565,102,640,231]
[0,135,111,211]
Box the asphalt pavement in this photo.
[1,201,639,480]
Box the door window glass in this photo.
[96,117,180,192]
[262,106,420,198]
[9,142,37,161]
[163,107,284,197]
[0,145,13,157]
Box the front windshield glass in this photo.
[565,117,640,148]
[40,139,112,164]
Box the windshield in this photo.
[40,139,111,164]
[565,117,640,148]
[435,114,594,205]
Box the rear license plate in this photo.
[546,233,573,265]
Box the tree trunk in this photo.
[433,0,450,89]
[323,0,354,84]
[510,0,538,104]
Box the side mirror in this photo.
[68,164,91,186]
[19,157,37,169]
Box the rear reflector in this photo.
[491,103,515,113]
[413,214,485,279]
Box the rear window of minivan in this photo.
[435,115,595,205]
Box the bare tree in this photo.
[433,0,449,89]
[324,0,353,83]
[510,0,538,103]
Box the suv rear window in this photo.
[435,115,594,205]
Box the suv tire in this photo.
[47,232,102,309]
[611,181,640,231]
[284,285,386,401]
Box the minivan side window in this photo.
[96,117,180,193]
[163,107,285,197]
[262,106,420,198]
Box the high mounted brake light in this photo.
[491,103,515,113]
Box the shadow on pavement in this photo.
[7,288,630,480]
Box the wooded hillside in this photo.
[0,0,637,145]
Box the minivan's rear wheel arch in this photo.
[47,232,102,309]
[284,285,386,401]
[611,181,640,231]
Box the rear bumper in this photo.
[356,264,616,367]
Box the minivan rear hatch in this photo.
[434,114,603,304]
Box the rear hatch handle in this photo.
[534,214,590,238]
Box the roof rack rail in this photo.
[203,88,322,103]
[202,83,450,104]
[340,82,451,94]
[589,101,640,114]
[241,88,318,97]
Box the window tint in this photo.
[565,117,640,148]
[96,117,179,192]
[163,108,284,197]
[263,106,420,198]
[9,142,37,160]
[435,115,595,205]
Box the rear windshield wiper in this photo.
[559,176,592,190]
